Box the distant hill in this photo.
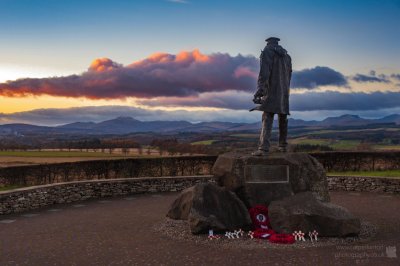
[0,123,52,135]
[319,114,370,126]
[375,114,400,124]
[319,114,400,127]
[58,121,96,130]
[0,114,398,135]
[59,116,192,134]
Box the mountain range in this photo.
[0,114,399,135]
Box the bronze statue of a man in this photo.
[251,37,292,156]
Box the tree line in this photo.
[0,136,222,156]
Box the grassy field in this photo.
[0,151,123,157]
[0,150,161,167]
[194,135,399,151]
[373,145,400,151]
[306,127,400,135]
[329,140,361,150]
[290,138,330,146]
[230,134,259,138]
[0,185,24,191]
[328,170,400,178]
[289,138,364,150]
[191,140,217,145]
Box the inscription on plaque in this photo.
[244,165,289,183]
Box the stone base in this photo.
[212,152,330,207]
[167,183,252,234]
[166,152,361,237]
[269,192,361,237]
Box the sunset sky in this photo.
[0,0,399,125]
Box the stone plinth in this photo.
[167,183,252,234]
[269,192,361,236]
[212,152,330,207]
[166,152,361,237]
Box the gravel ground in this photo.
[0,191,398,266]
[153,219,377,250]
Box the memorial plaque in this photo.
[244,165,289,183]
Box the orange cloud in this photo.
[130,49,210,67]
[89,58,122,72]
[176,49,210,63]
[0,50,258,100]
[146,52,172,63]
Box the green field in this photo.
[230,134,259,138]
[0,151,123,157]
[191,140,217,145]
[306,127,400,135]
[290,138,331,146]
[294,138,400,151]
[373,145,400,151]
[328,170,400,178]
[329,140,361,150]
[290,138,362,150]
[0,185,24,191]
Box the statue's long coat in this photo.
[255,43,292,114]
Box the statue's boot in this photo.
[278,114,288,152]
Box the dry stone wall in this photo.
[0,156,216,187]
[327,175,400,193]
[0,176,214,215]
[311,151,400,171]
[1,152,399,187]
[1,174,399,216]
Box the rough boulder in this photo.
[269,192,361,237]
[167,183,252,234]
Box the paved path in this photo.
[0,192,399,265]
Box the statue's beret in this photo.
[265,37,280,42]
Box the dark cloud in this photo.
[2,49,395,116]
[352,73,390,83]
[137,91,251,110]
[0,50,354,100]
[290,66,348,89]
[391,74,400,81]
[291,91,400,111]
[0,50,258,99]
[139,90,400,112]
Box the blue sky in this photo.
[0,0,399,124]
[1,0,398,72]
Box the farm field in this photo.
[328,170,400,178]
[0,151,123,157]
[0,184,23,191]
[300,127,400,136]
[225,132,400,151]
[372,144,400,151]
[0,150,158,167]
[191,140,217,145]
[290,138,361,150]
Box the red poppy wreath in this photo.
[248,205,294,244]
[249,205,271,230]
[268,234,295,244]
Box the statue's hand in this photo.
[253,89,265,104]
[254,88,263,97]
[253,95,263,104]
[261,95,267,102]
